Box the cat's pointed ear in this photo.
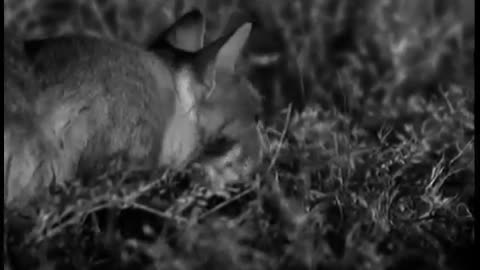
[149,9,205,52]
[193,22,252,86]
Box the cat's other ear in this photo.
[149,9,205,52]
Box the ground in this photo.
[4,0,475,269]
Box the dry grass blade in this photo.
[267,103,292,172]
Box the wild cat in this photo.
[5,10,262,206]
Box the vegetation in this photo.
[5,0,474,269]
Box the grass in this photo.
[4,0,475,269]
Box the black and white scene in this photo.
[4,0,475,269]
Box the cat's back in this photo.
[28,34,177,128]
[24,34,179,178]
[26,35,173,91]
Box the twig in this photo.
[88,0,115,39]
[267,104,292,171]
[449,138,473,166]
[199,187,255,220]
[130,202,188,225]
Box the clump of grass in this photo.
[4,0,474,269]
